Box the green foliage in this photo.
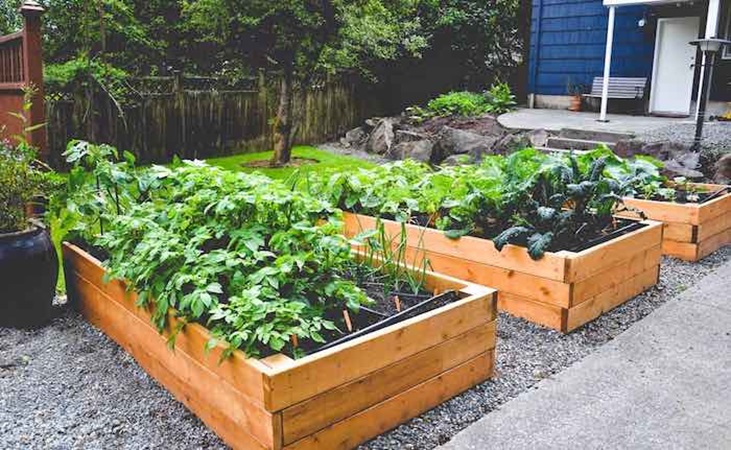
[408,83,517,122]
[0,87,58,233]
[484,82,517,114]
[307,147,671,260]
[0,142,47,233]
[52,143,391,358]
[426,91,492,117]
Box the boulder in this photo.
[387,140,434,163]
[714,153,731,184]
[394,130,428,144]
[527,129,550,148]
[433,126,500,162]
[493,132,531,155]
[613,139,648,157]
[341,126,368,148]
[366,118,395,154]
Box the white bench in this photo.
[584,77,647,100]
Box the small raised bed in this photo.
[622,183,731,261]
[63,242,497,450]
[343,213,663,333]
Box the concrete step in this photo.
[558,128,634,143]
[546,137,616,151]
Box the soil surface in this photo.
[242,157,319,169]
[1,247,729,450]
[413,115,505,137]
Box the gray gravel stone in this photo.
[635,122,731,161]
[1,247,728,450]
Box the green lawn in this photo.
[205,146,374,180]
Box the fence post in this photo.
[173,70,187,158]
[20,0,48,160]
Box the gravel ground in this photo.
[1,247,729,450]
[635,121,731,158]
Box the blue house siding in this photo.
[529,0,655,96]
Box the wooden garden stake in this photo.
[342,309,353,332]
[394,295,401,312]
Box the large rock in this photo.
[714,153,731,184]
[366,118,395,154]
[394,130,428,144]
[527,129,550,148]
[433,126,500,162]
[341,126,368,148]
[387,140,434,163]
[493,132,531,155]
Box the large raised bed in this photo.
[63,242,497,450]
[622,183,731,261]
[343,213,663,333]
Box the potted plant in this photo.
[0,138,58,328]
[57,144,498,449]
[566,79,586,112]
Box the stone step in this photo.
[558,128,634,143]
[546,137,616,151]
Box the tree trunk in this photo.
[271,67,294,167]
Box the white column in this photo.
[695,0,721,120]
[599,6,615,122]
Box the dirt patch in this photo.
[242,157,319,169]
[414,114,505,137]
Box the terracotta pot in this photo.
[568,95,582,112]
[0,225,58,328]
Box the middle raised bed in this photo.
[343,212,664,333]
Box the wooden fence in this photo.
[46,73,380,165]
[0,1,47,158]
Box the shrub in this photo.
[484,82,516,114]
[426,91,492,117]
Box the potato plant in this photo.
[53,143,395,359]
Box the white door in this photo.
[649,17,700,116]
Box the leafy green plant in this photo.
[483,82,516,114]
[426,91,492,117]
[56,145,438,359]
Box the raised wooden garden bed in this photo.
[342,213,663,333]
[621,183,731,262]
[63,242,497,450]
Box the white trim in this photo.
[599,6,616,122]
[603,0,691,6]
[723,2,731,59]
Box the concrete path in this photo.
[440,258,731,450]
[498,108,691,134]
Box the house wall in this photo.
[529,0,654,97]
[528,0,730,109]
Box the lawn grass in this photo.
[205,145,374,180]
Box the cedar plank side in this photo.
[283,352,494,450]
[281,321,496,444]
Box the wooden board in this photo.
[344,213,568,282]
[281,321,496,444]
[67,264,278,450]
[571,245,662,306]
[343,213,662,333]
[63,242,497,450]
[564,222,663,283]
[261,291,496,411]
[697,227,731,261]
[284,352,494,450]
[663,222,695,242]
[566,265,660,332]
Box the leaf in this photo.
[493,226,530,251]
[526,232,554,260]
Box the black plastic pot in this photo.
[0,225,58,328]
